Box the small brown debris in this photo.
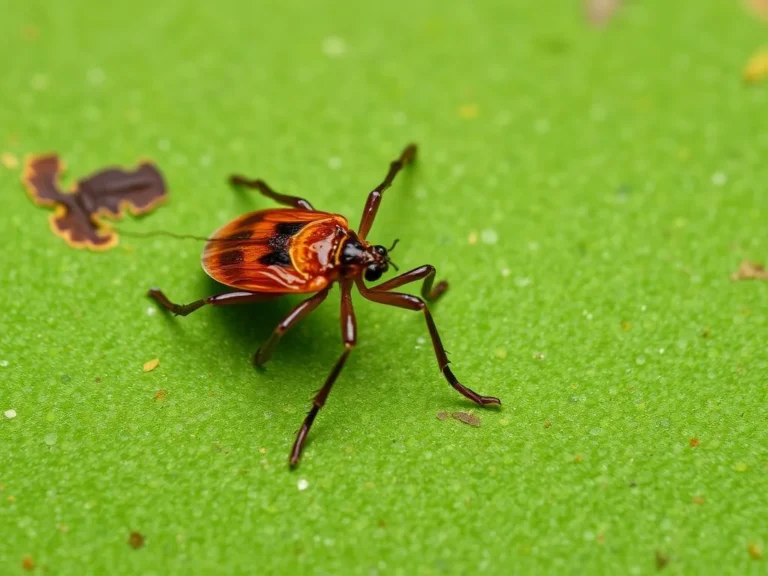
[745,0,768,22]
[655,550,670,570]
[701,328,711,338]
[731,260,768,281]
[451,411,481,427]
[692,496,705,505]
[143,358,160,372]
[436,411,448,421]
[7,495,17,503]
[620,321,631,331]
[22,154,167,251]
[596,533,605,544]
[22,555,35,571]
[544,419,552,429]
[57,523,69,532]
[573,454,583,463]
[128,531,145,549]
[584,0,624,27]
[153,389,167,401]
[689,437,700,448]
[748,542,763,560]
[1,152,19,169]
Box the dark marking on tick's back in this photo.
[219,250,245,265]
[227,230,253,240]
[259,251,291,266]
[276,221,307,236]
[239,212,266,227]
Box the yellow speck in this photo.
[259,447,267,454]
[499,418,509,427]
[458,103,479,120]
[494,348,507,359]
[744,48,768,83]
[1,153,18,169]
[467,231,478,245]
[7,495,17,503]
[143,358,160,372]
[363,481,376,490]
[734,462,748,472]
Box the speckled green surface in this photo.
[1,1,767,574]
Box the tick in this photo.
[148,144,501,467]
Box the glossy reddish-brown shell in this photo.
[202,209,349,293]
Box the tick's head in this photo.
[340,238,399,282]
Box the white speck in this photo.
[480,228,498,245]
[87,67,105,86]
[44,433,57,446]
[640,305,647,312]
[31,73,49,90]
[527,241,540,252]
[4,409,16,419]
[157,139,170,151]
[146,307,156,316]
[327,156,342,170]
[297,478,309,491]
[711,171,727,186]
[658,348,665,354]
[636,356,646,365]
[583,310,593,320]
[514,276,531,287]
[500,267,511,278]
[0,360,8,367]
[322,36,347,57]
[416,337,426,345]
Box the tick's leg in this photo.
[290,280,356,467]
[367,264,448,303]
[358,144,417,240]
[229,175,314,210]
[355,278,500,406]
[253,287,331,367]
[148,288,275,317]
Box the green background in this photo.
[1,1,767,574]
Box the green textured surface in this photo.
[1,1,767,574]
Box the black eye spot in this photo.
[365,266,382,282]
[373,245,387,256]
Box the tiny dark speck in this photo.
[220,250,245,265]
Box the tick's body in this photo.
[149,144,500,467]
